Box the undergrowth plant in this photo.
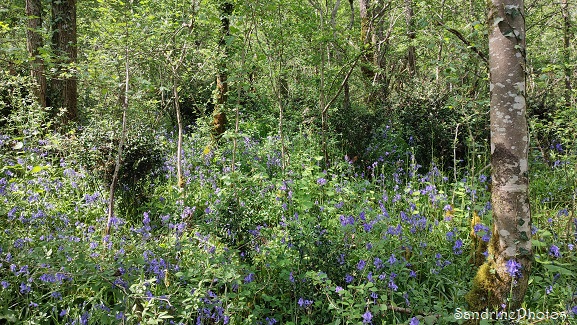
[1,84,576,324]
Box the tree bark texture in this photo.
[26,0,47,107]
[466,0,531,311]
[561,0,572,108]
[213,1,233,140]
[49,0,78,123]
[404,0,416,76]
[359,0,374,82]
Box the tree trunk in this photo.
[25,0,47,107]
[49,0,78,124]
[213,1,233,140]
[106,35,130,238]
[404,0,416,76]
[466,0,531,311]
[359,0,374,82]
[561,0,572,108]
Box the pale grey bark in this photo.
[487,0,531,309]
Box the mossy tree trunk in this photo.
[466,0,531,312]
[49,0,78,124]
[213,1,233,140]
[404,0,416,76]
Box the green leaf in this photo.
[31,165,42,173]
[543,264,573,276]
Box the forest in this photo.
[0,0,576,324]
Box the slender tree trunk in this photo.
[105,33,130,238]
[173,73,184,190]
[319,7,328,166]
[561,0,572,108]
[404,0,416,76]
[213,1,233,140]
[49,0,78,124]
[359,0,375,82]
[466,0,531,311]
[25,0,47,107]
[348,0,355,29]
[373,0,389,104]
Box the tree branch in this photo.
[322,54,360,115]
[436,20,488,64]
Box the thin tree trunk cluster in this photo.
[25,0,78,126]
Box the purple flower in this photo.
[345,274,354,283]
[362,311,372,324]
[388,280,398,291]
[244,273,255,284]
[340,215,355,227]
[266,317,278,325]
[1,281,9,288]
[410,317,420,325]
[20,282,31,294]
[335,286,343,293]
[374,257,383,269]
[317,178,327,186]
[388,254,397,265]
[549,245,561,258]
[298,297,313,308]
[453,239,463,255]
[505,259,522,278]
[39,273,57,283]
[357,260,366,271]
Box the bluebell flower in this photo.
[298,297,313,308]
[388,254,397,265]
[549,245,561,258]
[20,282,31,294]
[362,310,372,324]
[345,274,354,283]
[357,260,366,271]
[410,317,420,325]
[453,239,463,255]
[374,257,383,269]
[244,273,255,284]
[505,259,522,278]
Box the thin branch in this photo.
[322,54,361,115]
[435,20,488,64]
